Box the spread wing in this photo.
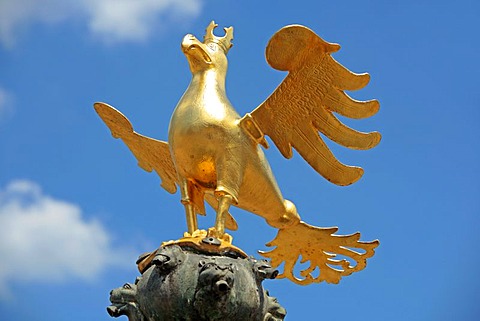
[94,102,177,194]
[249,25,381,186]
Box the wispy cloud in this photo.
[0,87,13,123]
[85,0,203,44]
[0,0,203,48]
[0,180,135,299]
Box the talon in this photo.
[207,227,233,244]
[207,227,222,238]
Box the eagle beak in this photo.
[181,34,212,64]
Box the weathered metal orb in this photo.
[108,242,285,321]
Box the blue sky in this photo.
[0,0,479,320]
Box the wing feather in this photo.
[325,57,371,91]
[292,126,364,186]
[250,25,381,185]
[311,108,381,150]
[94,102,177,194]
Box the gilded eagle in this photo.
[95,21,380,285]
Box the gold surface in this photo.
[260,223,379,285]
[164,229,247,257]
[95,21,380,285]
[136,230,246,274]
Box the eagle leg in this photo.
[212,193,234,237]
[179,178,198,234]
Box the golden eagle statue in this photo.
[95,21,380,285]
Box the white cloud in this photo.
[0,180,135,299]
[0,0,77,48]
[0,0,203,47]
[84,0,203,44]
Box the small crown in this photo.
[203,21,234,53]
